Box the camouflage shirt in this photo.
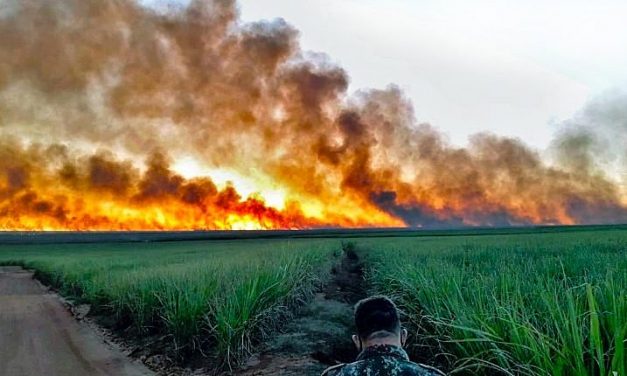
[322,345,445,376]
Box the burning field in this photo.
[1,0,626,230]
[1,2,627,376]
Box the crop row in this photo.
[0,239,338,370]
[363,230,627,375]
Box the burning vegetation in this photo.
[0,0,626,230]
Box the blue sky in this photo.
[143,0,627,149]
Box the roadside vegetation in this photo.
[0,238,339,370]
[362,230,627,375]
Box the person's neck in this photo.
[363,337,402,349]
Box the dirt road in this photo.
[0,266,153,376]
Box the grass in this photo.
[0,238,339,369]
[360,230,627,375]
[1,226,626,375]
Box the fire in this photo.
[173,157,288,210]
[0,0,625,230]
[0,143,398,230]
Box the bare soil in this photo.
[0,266,153,376]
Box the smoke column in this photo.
[0,0,625,230]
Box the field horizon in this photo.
[2,223,627,245]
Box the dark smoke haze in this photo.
[0,0,625,229]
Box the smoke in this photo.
[0,0,625,229]
[552,90,627,181]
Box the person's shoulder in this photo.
[411,362,447,376]
[391,358,446,376]
[320,358,446,376]
[320,360,367,376]
[320,362,347,376]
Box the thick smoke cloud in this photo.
[553,90,627,179]
[0,0,625,229]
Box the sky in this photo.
[233,0,627,149]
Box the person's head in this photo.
[351,295,408,351]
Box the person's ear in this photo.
[352,334,362,351]
[401,328,408,347]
